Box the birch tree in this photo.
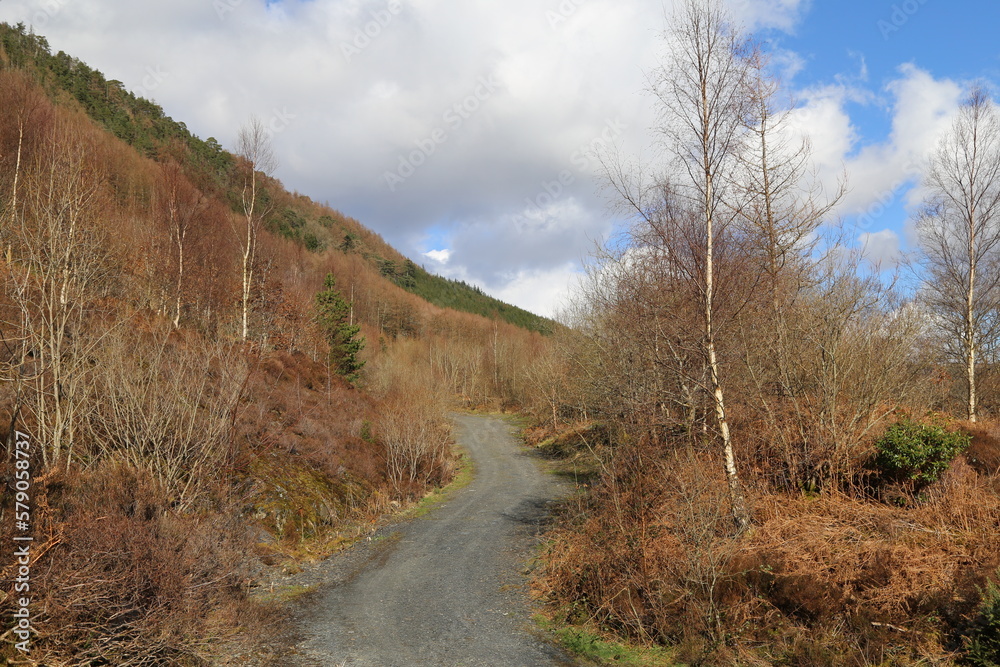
[1,70,49,236]
[917,86,1000,423]
[601,0,754,528]
[654,0,752,529]
[235,116,277,341]
[160,161,205,329]
[12,124,112,467]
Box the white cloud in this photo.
[728,0,808,31]
[847,65,961,211]
[490,264,582,319]
[424,249,451,264]
[441,263,582,319]
[858,229,902,268]
[768,46,806,82]
[786,83,857,186]
[785,64,964,241]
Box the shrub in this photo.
[303,231,323,252]
[966,575,1000,666]
[0,464,276,665]
[965,423,1000,476]
[872,416,971,488]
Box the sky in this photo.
[2,0,999,317]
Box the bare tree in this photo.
[736,50,846,486]
[652,0,752,529]
[235,116,277,341]
[738,50,842,298]
[0,70,50,245]
[160,161,205,329]
[917,86,1000,423]
[10,123,113,467]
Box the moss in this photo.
[249,456,373,560]
[532,422,608,484]
[253,583,319,605]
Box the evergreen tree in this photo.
[315,274,365,384]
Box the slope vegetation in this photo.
[0,22,553,334]
[0,22,547,664]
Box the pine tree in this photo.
[315,274,365,384]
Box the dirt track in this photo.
[286,413,579,667]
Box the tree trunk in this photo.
[967,236,977,422]
[11,120,23,218]
[703,106,749,531]
[174,230,185,329]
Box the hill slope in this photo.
[0,22,550,665]
[0,21,553,334]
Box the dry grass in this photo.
[0,463,279,666]
[536,428,1000,666]
[965,421,1000,477]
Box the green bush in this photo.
[965,576,1000,666]
[303,232,323,252]
[872,417,970,488]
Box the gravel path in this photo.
[284,413,579,667]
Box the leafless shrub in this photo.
[377,396,451,493]
[368,339,454,493]
[86,325,247,510]
[538,441,745,656]
[740,255,928,490]
[0,463,276,666]
[8,121,117,468]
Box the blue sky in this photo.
[793,2,1000,85]
[764,1,1000,268]
[1,0,998,315]
[787,2,1000,151]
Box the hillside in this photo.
[0,21,553,335]
[0,22,548,665]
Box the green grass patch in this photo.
[506,414,533,429]
[534,614,680,666]
[543,453,602,485]
[402,445,475,520]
